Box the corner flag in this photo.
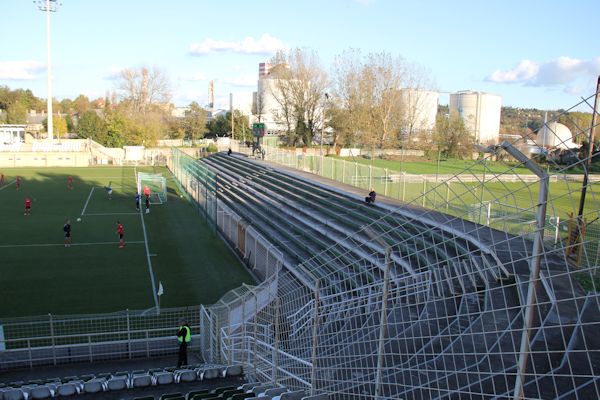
[157,281,164,297]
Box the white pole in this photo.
[45,0,54,141]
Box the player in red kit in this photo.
[116,221,125,248]
[0,173,4,186]
[16,176,21,190]
[67,176,73,190]
[24,197,32,216]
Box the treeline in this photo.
[0,67,250,147]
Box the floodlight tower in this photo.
[35,0,61,141]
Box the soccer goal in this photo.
[137,172,167,204]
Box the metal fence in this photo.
[203,88,600,399]
[0,307,202,370]
[169,147,217,233]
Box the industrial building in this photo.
[449,91,502,144]
[399,88,439,138]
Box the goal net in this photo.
[137,172,167,204]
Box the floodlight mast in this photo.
[35,0,61,141]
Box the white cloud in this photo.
[0,60,45,80]
[189,33,286,56]
[223,75,257,88]
[487,60,539,83]
[487,56,600,88]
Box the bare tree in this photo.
[111,66,173,146]
[332,50,434,152]
[116,66,172,114]
[267,49,329,146]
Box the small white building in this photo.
[0,124,26,143]
[449,91,502,144]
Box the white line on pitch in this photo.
[80,187,95,216]
[0,241,145,249]
[84,212,139,216]
[0,180,16,191]
[135,168,159,310]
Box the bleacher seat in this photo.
[247,384,274,396]
[185,389,209,400]
[199,368,220,380]
[276,391,306,400]
[55,383,78,396]
[220,388,243,398]
[154,371,175,385]
[160,392,183,400]
[2,389,24,400]
[107,376,128,390]
[264,387,288,397]
[230,393,257,400]
[82,378,105,393]
[175,369,196,383]
[131,374,152,388]
[224,365,243,377]
[29,385,53,400]
[300,395,328,400]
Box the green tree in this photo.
[53,115,68,138]
[559,111,593,143]
[104,111,127,147]
[433,114,475,159]
[60,99,73,114]
[166,116,185,140]
[232,110,250,141]
[6,100,27,124]
[78,110,107,142]
[207,114,230,137]
[73,94,91,116]
[65,114,75,133]
[184,102,208,141]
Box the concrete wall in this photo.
[0,152,90,168]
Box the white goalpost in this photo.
[137,172,167,204]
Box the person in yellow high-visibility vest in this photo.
[176,319,191,367]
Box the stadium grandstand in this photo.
[1,92,599,400]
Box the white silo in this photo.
[400,89,439,133]
[537,121,576,149]
[449,91,502,144]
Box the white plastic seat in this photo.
[200,367,220,380]
[106,377,128,391]
[130,374,152,388]
[154,371,174,385]
[83,379,105,393]
[30,386,52,400]
[176,369,196,383]
[225,365,244,377]
[2,389,24,400]
[56,383,78,397]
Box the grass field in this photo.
[0,166,254,318]
[328,154,536,175]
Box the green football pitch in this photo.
[0,166,254,318]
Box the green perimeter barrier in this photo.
[171,147,217,234]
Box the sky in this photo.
[1,0,599,111]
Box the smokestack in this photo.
[209,80,214,109]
